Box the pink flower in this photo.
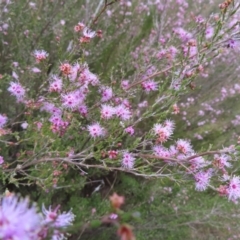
[60,63,72,75]
[100,87,113,102]
[87,123,105,138]
[121,80,129,90]
[0,156,4,164]
[156,49,167,59]
[189,155,208,172]
[213,154,232,169]
[226,39,236,49]
[31,67,41,73]
[109,213,118,220]
[168,46,178,59]
[121,152,135,169]
[194,171,211,191]
[0,114,8,128]
[163,119,175,132]
[153,123,173,143]
[108,150,118,159]
[141,80,158,93]
[35,121,43,130]
[74,22,85,32]
[227,176,240,201]
[115,104,132,121]
[176,139,193,154]
[8,82,26,100]
[101,104,115,119]
[68,63,80,82]
[0,195,42,239]
[21,122,28,129]
[33,49,48,63]
[80,27,96,43]
[79,105,88,117]
[174,27,192,42]
[49,75,62,93]
[153,145,170,158]
[41,102,62,116]
[169,145,178,157]
[12,71,19,80]
[83,27,96,38]
[49,116,69,134]
[125,126,134,136]
[79,68,99,86]
[61,91,84,109]
[205,26,214,39]
[42,204,75,228]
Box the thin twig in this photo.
[91,0,119,26]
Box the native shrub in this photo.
[1,0,240,239]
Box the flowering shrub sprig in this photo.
[1,0,240,238]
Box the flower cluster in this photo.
[0,194,75,240]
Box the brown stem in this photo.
[92,0,119,26]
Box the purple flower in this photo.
[79,104,88,117]
[121,152,135,169]
[0,156,4,164]
[194,171,211,191]
[61,91,83,109]
[42,205,75,228]
[49,75,63,93]
[115,104,132,121]
[125,126,134,136]
[227,176,240,201]
[0,195,42,239]
[227,39,235,48]
[141,80,158,93]
[0,114,8,128]
[100,87,113,102]
[101,104,115,119]
[8,82,26,100]
[87,122,105,138]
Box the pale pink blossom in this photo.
[141,80,158,93]
[82,27,96,38]
[176,139,193,154]
[8,82,26,100]
[61,91,84,109]
[79,68,99,86]
[213,154,232,169]
[101,104,115,119]
[100,87,113,102]
[125,126,134,135]
[121,80,129,90]
[194,171,211,191]
[153,123,173,143]
[49,75,62,93]
[227,176,240,201]
[0,156,4,164]
[87,123,105,138]
[121,152,135,169]
[79,105,88,117]
[33,49,48,63]
[74,22,85,32]
[115,104,132,121]
[80,27,96,43]
[153,145,170,158]
[0,114,8,128]
[31,67,41,73]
